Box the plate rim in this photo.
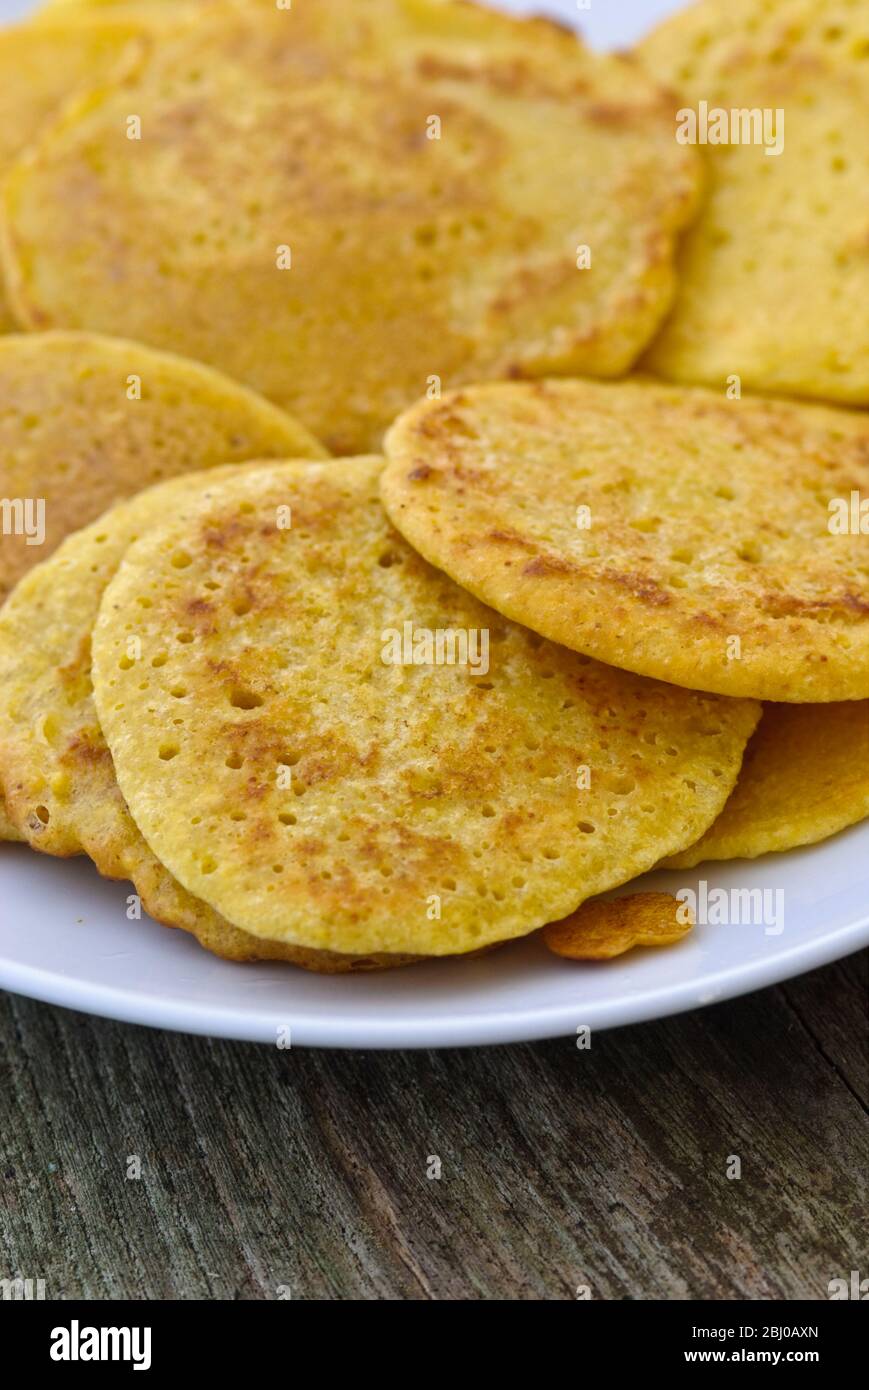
[1,902,866,1048]
[0,0,864,1050]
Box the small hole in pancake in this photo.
[229,688,263,709]
[577,822,595,834]
[737,540,763,564]
[159,743,180,761]
[171,551,192,569]
[201,856,217,874]
[225,752,243,769]
[279,812,297,826]
[35,805,50,824]
[177,630,194,644]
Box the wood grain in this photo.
[0,952,865,1300]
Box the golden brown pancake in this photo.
[638,0,869,404]
[90,457,758,957]
[0,331,325,606]
[2,0,699,451]
[0,467,419,971]
[382,378,869,703]
[0,9,152,330]
[664,701,869,867]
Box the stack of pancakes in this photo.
[0,0,866,970]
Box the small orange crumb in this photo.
[542,891,694,961]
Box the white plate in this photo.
[2,827,868,1046]
[2,0,866,1045]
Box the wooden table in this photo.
[1,951,865,1300]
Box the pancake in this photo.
[91,456,759,957]
[0,797,22,842]
[637,0,869,405]
[0,10,152,332]
[0,330,322,844]
[36,1,192,8]
[34,0,208,18]
[0,331,325,607]
[663,702,869,868]
[0,467,416,971]
[1,0,699,452]
[381,378,869,703]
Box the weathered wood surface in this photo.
[0,951,865,1300]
